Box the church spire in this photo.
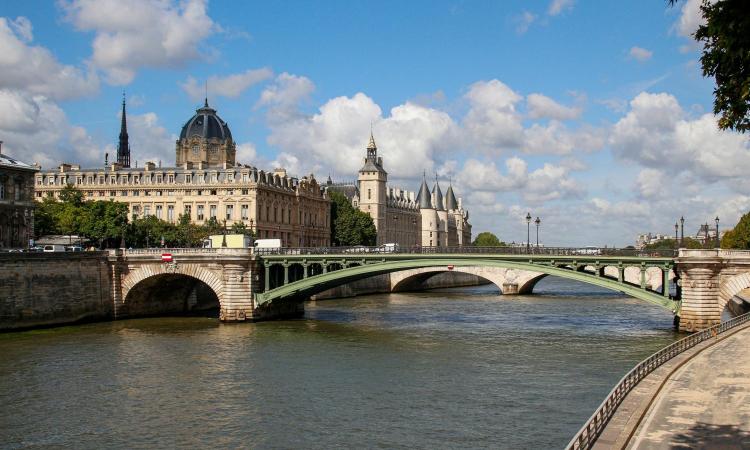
[117,92,131,168]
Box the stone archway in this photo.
[121,263,225,309]
[719,272,750,317]
[390,266,546,294]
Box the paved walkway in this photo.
[626,325,750,449]
[591,322,750,449]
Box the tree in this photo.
[643,237,703,250]
[670,0,750,132]
[472,231,505,247]
[230,221,252,236]
[329,191,377,246]
[721,212,750,248]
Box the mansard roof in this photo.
[179,99,233,141]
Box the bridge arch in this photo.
[121,264,225,315]
[256,258,677,312]
[719,272,750,317]
[390,266,548,295]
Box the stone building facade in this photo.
[36,100,330,247]
[328,134,472,248]
[0,142,37,249]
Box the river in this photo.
[0,277,679,449]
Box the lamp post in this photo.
[222,219,227,248]
[535,217,540,248]
[674,221,679,249]
[525,212,531,254]
[715,216,720,248]
[680,216,684,245]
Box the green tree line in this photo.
[35,185,252,248]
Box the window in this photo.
[167,205,174,222]
[132,190,139,196]
[132,205,140,217]
[144,205,151,216]
[241,204,248,220]
[184,204,192,218]
[227,173,234,182]
[368,189,371,200]
[156,175,162,183]
[197,205,204,220]
[227,189,233,195]
[196,190,202,196]
[209,205,217,219]
[192,144,199,155]
[226,205,233,220]
[98,176,104,185]
[109,191,116,197]
[198,174,204,183]
[167,190,174,196]
[144,191,151,196]
[266,206,270,222]
[48,177,54,185]
[242,173,248,182]
[274,207,278,222]
[156,191,162,197]
[155,205,163,219]
[36,177,42,186]
[87,191,93,197]
[87,176,93,184]
[134,176,140,185]
[36,191,42,198]
[98,191,105,197]
[168,174,174,183]
[14,182,21,201]
[110,177,115,184]
[210,174,217,183]
[185,174,192,183]
[209,144,218,154]
[210,189,217,195]
[241,189,248,195]
[76,177,82,185]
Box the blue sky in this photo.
[1,0,747,246]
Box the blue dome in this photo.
[179,101,232,141]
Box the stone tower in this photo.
[416,173,438,247]
[357,132,388,244]
[117,93,131,168]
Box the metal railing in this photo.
[566,311,750,450]
[254,245,678,258]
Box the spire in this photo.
[117,92,131,168]
[432,173,444,211]
[204,79,209,107]
[416,171,432,209]
[445,177,458,210]
[367,131,377,150]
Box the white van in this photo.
[380,243,399,253]
[254,238,282,249]
[43,244,66,252]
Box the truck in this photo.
[202,234,254,249]
[253,239,282,250]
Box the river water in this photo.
[0,278,679,449]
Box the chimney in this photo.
[0,140,3,155]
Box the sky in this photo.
[1,0,747,247]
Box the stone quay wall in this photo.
[0,252,112,331]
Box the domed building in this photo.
[36,97,331,247]
[176,99,236,168]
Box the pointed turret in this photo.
[117,92,130,167]
[416,172,432,209]
[445,179,458,211]
[432,176,444,211]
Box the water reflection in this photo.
[0,277,677,449]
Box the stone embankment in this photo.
[0,252,112,331]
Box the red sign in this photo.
[447,265,454,270]
[161,253,173,262]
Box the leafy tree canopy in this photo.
[472,231,506,247]
[721,211,750,248]
[671,0,750,132]
[329,191,377,246]
[643,237,703,250]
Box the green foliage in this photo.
[721,212,750,249]
[230,221,250,235]
[472,231,505,247]
[671,0,750,132]
[643,237,703,250]
[34,185,234,248]
[329,191,377,246]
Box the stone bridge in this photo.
[97,248,750,332]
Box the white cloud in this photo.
[181,68,273,101]
[462,79,524,152]
[610,92,750,185]
[548,0,574,16]
[526,93,581,120]
[635,168,666,198]
[256,72,316,121]
[236,142,258,165]
[628,46,653,62]
[522,121,605,155]
[0,17,99,99]
[61,0,217,84]
[127,112,176,167]
[515,11,537,34]
[0,90,101,168]
[673,0,715,39]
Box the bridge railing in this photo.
[254,245,677,258]
[566,310,750,450]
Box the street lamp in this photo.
[680,216,685,245]
[674,221,679,249]
[715,216,720,248]
[525,212,532,254]
[222,219,227,247]
[535,217,541,248]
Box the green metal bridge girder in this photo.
[255,254,679,312]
